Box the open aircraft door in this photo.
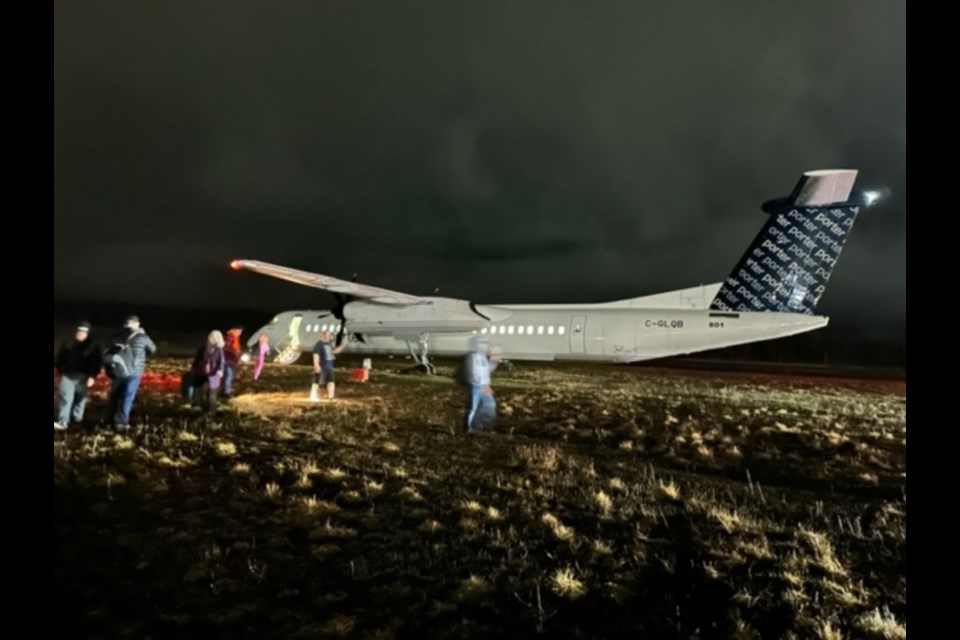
[271,313,304,364]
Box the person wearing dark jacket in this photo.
[104,315,156,431]
[181,331,225,410]
[54,321,102,430]
[181,345,207,405]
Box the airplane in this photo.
[230,168,883,374]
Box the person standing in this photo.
[222,327,243,399]
[103,315,156,432]
[181,331,225,410]
[199,330,225,410]
[252,333,269,381]
[310,329,346,401]
[54,321,102,430]
[463,336,501,433]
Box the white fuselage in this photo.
[248,284,829,364]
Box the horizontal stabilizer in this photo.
[791,169,858,206]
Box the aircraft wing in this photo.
[229,259,429,306]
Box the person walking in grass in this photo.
[54,321,102,430]
[461,336,501,433]
[102,315,156,432]
[252,333,269,381]
[222,326,243,399]
[182,330,225,411]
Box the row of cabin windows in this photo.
[302,323,569,336]
[476,325,566,336]
[304,323,339,333]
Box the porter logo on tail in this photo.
[710,169,876,315]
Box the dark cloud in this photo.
[55,0,905,332]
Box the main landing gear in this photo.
[406,335,436,374]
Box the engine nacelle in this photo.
[343,297,499,334]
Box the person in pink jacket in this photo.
[253,334,269,381]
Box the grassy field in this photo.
[53,355,906,639]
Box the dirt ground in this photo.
[54,356,906,639]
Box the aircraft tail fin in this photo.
[709,169,876,315]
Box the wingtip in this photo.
[229,259,244,271]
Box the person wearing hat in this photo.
[54,321,102,430]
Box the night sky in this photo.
[54,1,905,337]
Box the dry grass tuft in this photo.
[856,606,906,639]
[658,480,680,500]
[541,513,575,541]
[514,444,561,471]
[550,567,587,599]
[798,527,847,576]
[215,441,237,456]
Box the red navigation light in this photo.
[230,259,243,271]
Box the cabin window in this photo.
[481,328,487,334]
[537,326,544,335]
[499,326,506,334]
[508,326,515,334]
[517,326,524,335]
[559,326,567,335]
[547,326,554,335]
[527,325,534,335]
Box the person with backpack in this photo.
[53,321,102,430]
[460,335,502,433]
[103,315,156,432]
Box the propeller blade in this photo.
[331,275,357,320]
